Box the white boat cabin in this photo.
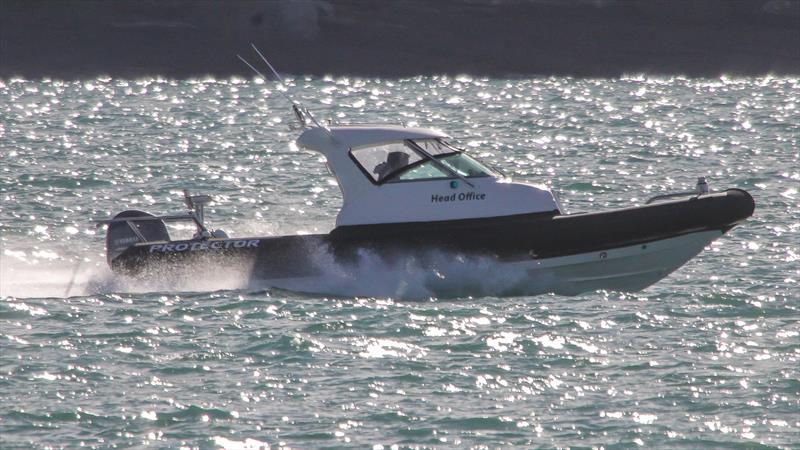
[296,125,560,227]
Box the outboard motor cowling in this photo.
[105,210,170,264]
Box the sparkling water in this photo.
[1,75,798,448]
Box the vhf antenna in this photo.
[237,44,327,131]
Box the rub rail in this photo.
[645,177,709,205]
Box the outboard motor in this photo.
[105,210,170,265]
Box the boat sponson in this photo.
[110,188,753,277]
[328,188,755,259]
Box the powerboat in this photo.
[94,50,755,297]
[96,121,753,296]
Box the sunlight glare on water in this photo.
[0,75,798,448]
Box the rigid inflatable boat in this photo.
[94,50,754,296]
[97,121,753,295]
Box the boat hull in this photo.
[108,188,754,296]
[503,229,723,296]
[261,229,724,298]
[328,188,754,260]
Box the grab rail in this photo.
[646,177,709,204]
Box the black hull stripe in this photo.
[328,188,754,259]
[110,189,754,277]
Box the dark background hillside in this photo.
[1,0,798,79]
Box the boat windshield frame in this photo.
[348,138,499,185]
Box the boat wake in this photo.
[0,236,253,299]
[1,241,538,300]
[260,246,540,300]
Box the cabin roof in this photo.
[329,125,448,148]
[298,125,449,151]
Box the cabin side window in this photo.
[405,140,498,180]
[350,141,426,183]
[349,139,496,184]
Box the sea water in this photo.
[1,75,798,448]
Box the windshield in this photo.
[349,139,497,184]
[350,141,423,182]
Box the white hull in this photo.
[262,230,723,299]
[507,229,722,296]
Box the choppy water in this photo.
[1,75,798,448]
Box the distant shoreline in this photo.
[1,0,798,79]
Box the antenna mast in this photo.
[237,44,326,130]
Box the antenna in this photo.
[236,53,305,122]
[251,43,285,83]
[236,45,329,132]
[236,54,269,84]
